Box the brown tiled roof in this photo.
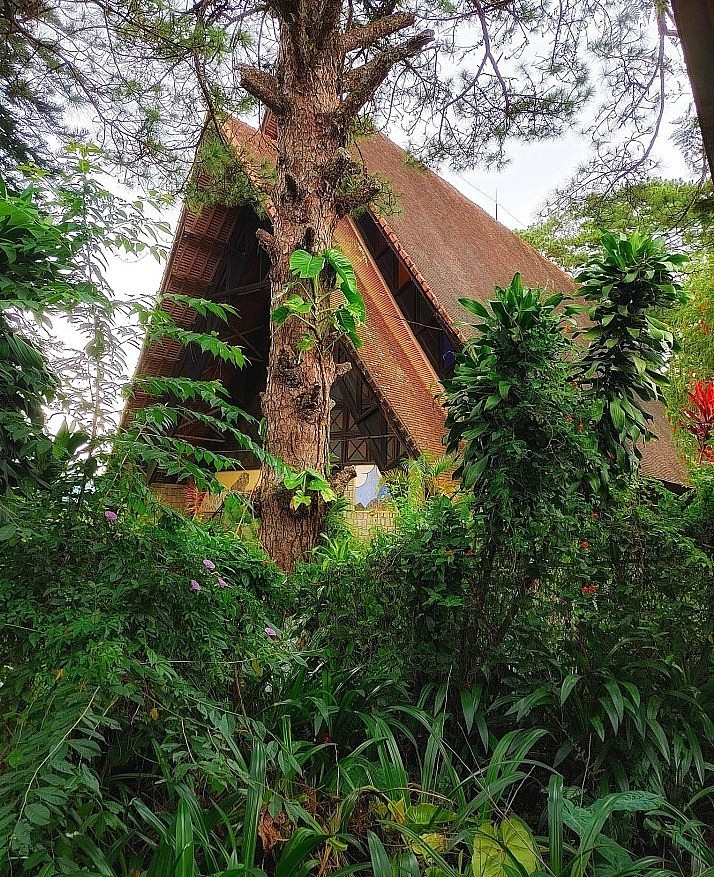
[640,401,689,486]
[356,135,576,331]
[335,219,446,455]
[125,117,687,485]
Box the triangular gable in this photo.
[125,118,688,486]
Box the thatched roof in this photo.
[125,118,688,486]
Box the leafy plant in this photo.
[443,274,603,663]
[379,453,455,512]
[575,232,687,477]
[272,247,366,350]
[679,379,714,463]
[0,173,89,499]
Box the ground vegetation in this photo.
[1,210,712,875]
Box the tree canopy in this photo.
[0,0,702,192]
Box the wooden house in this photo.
[124,118,688,508]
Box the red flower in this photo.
[581,584,598,595]
[465,549,474,557]
[579,540,589,549]
[680,380,714,461]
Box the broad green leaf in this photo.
[271,306,291,325]
[290,249,324,278]
[340,280,366,323]
[459,298,492,320]
[0,524,17,541]
[500,816,539,875]
[324,247,357,292]
[608,398,625,432]
[472,823,504,877]
[282,294,312,314]
[24,802,51,826]
[560,674,580,706]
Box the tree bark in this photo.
[239,0,432,570]
[255,10,348,571]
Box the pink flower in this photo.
[190,580,202,593]
[264,626,277,638]
[203,559,216,570]
[104,510,118,522]
[215,578,228,588]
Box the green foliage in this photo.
[519,181,714,449]
[272,247,366,350]
[280,467,336,510]
[0,311,57,497]
[0,486,290,872]
[443,274,603,650]
[298,495,477,681]
[379,453,455,511]
[299,478,714,864]
[1,469,712,876]
[519,179,714,273]
[0,172,92,499]
[120,284,270,499]
[445,273,601,509]
[666,257,714,449]
[575,233,687,476]
[185,132,270,215]
[472,815,539,877]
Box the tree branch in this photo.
[314,0,345,47]
[256,228,277,258]
[340,11,415,54]
[338,29,434,123]
[239,65,283,114]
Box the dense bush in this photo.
[0,486,292,870]
[1,483,712,876]
[299,476,714,832]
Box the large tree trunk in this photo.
[239,1,431,570]
[257,21,348,570]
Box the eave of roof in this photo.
[672,0,714,180]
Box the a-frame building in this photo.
[124,119,688,504]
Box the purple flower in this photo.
[190,580,202,593]
[215,578,228,589]
[104,510,118,523]
[203,559,216,570]
[264,626,277,638]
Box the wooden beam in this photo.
[223,281,271,299]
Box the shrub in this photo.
[0,485,292,871]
